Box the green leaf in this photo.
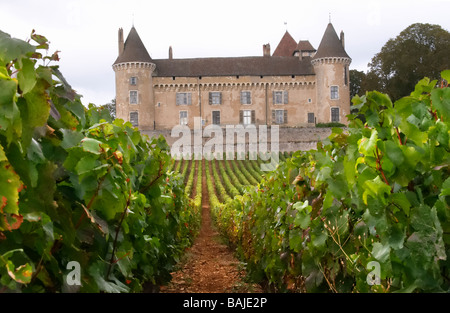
[371,242,391,263]
[430,87,450,120]
[441,177,450,197]
[358,128,378,156]
[81,137,103,155]
[384,140,404,166]
[363,176,391,205]
[0,79,21,144]
[441,70,450,82]
[75,155,99,175]
[17,57,36,94]
[60,128,85,149]
[6,261,32,284]
[289,229,303,252]
[0,30,35,64]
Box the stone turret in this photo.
[113,27,156,130]
[312,23,351,124]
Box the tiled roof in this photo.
[152,56,315,77]
[272,31,298,57]
[312,23,350,60]
[296,40,316,52]
[113,27,152,64]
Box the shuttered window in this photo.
[130,77,137,85]
[129,111,138,127]
[272,109,288,124]
[308,112,315,123]
[240,110,255,125]
[176,92,192,105]
[209,92,222,105]
[273,91,288,105]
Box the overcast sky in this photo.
[1,0,449,106]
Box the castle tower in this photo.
[112,27,156,130]
[312,23,351,124]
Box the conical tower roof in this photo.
[114,27,152,64]
[312,23,349,60]
[272,31,298,57]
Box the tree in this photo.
[350,69,365,99]
[368,23,450,101]
[102,98,116,119]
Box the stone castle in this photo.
[112,22,351,132]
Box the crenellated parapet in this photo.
[311,56,351,66]
[113,61,156,72]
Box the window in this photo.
[209,92,222,105]
[212,111,221,125]
[330,86,339,100]
[129,111,138,127]
[176,92,192,105]
[273,90,288,104]
[240,110,255,125]
[130,77,137,85]
[179,111,188,125]
[130,90,138,104]
[308,112,315,124]
[272,109,287,124]
[331,107,340,122]
[240,91,251,105]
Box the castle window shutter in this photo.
[209,92,212,105]
[251,110,255,124]
[239,110,243,124]
[284,110,288,124]
[188,93,192,105]
[272,91,276,105]
[272,110,275,123]
[219,92,222,104]
[284,91,289,104]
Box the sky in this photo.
[1,0,449,106]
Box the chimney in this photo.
[263,43,271,57]
[340,30,345,49]
[169,46,173,60]
[118,28,124,55]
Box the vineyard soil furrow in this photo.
[160,159,262,293]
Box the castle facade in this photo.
[112,22,351,131]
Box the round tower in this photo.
[112,27,156,130]
[311,23,351,125]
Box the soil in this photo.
[160,160,262,293]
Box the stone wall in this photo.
[142,127,333,153]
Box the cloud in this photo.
[1,0,449,105]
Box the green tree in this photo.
[350,69,365,99]
[368,23,450,101]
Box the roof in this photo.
[272,31,298,57]
[152,56,315,77]
[312,23,350,60]
[113,27,152,64]
[296,40,316,52]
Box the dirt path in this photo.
[160,160,262,293]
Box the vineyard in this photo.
[1,29,450,293]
